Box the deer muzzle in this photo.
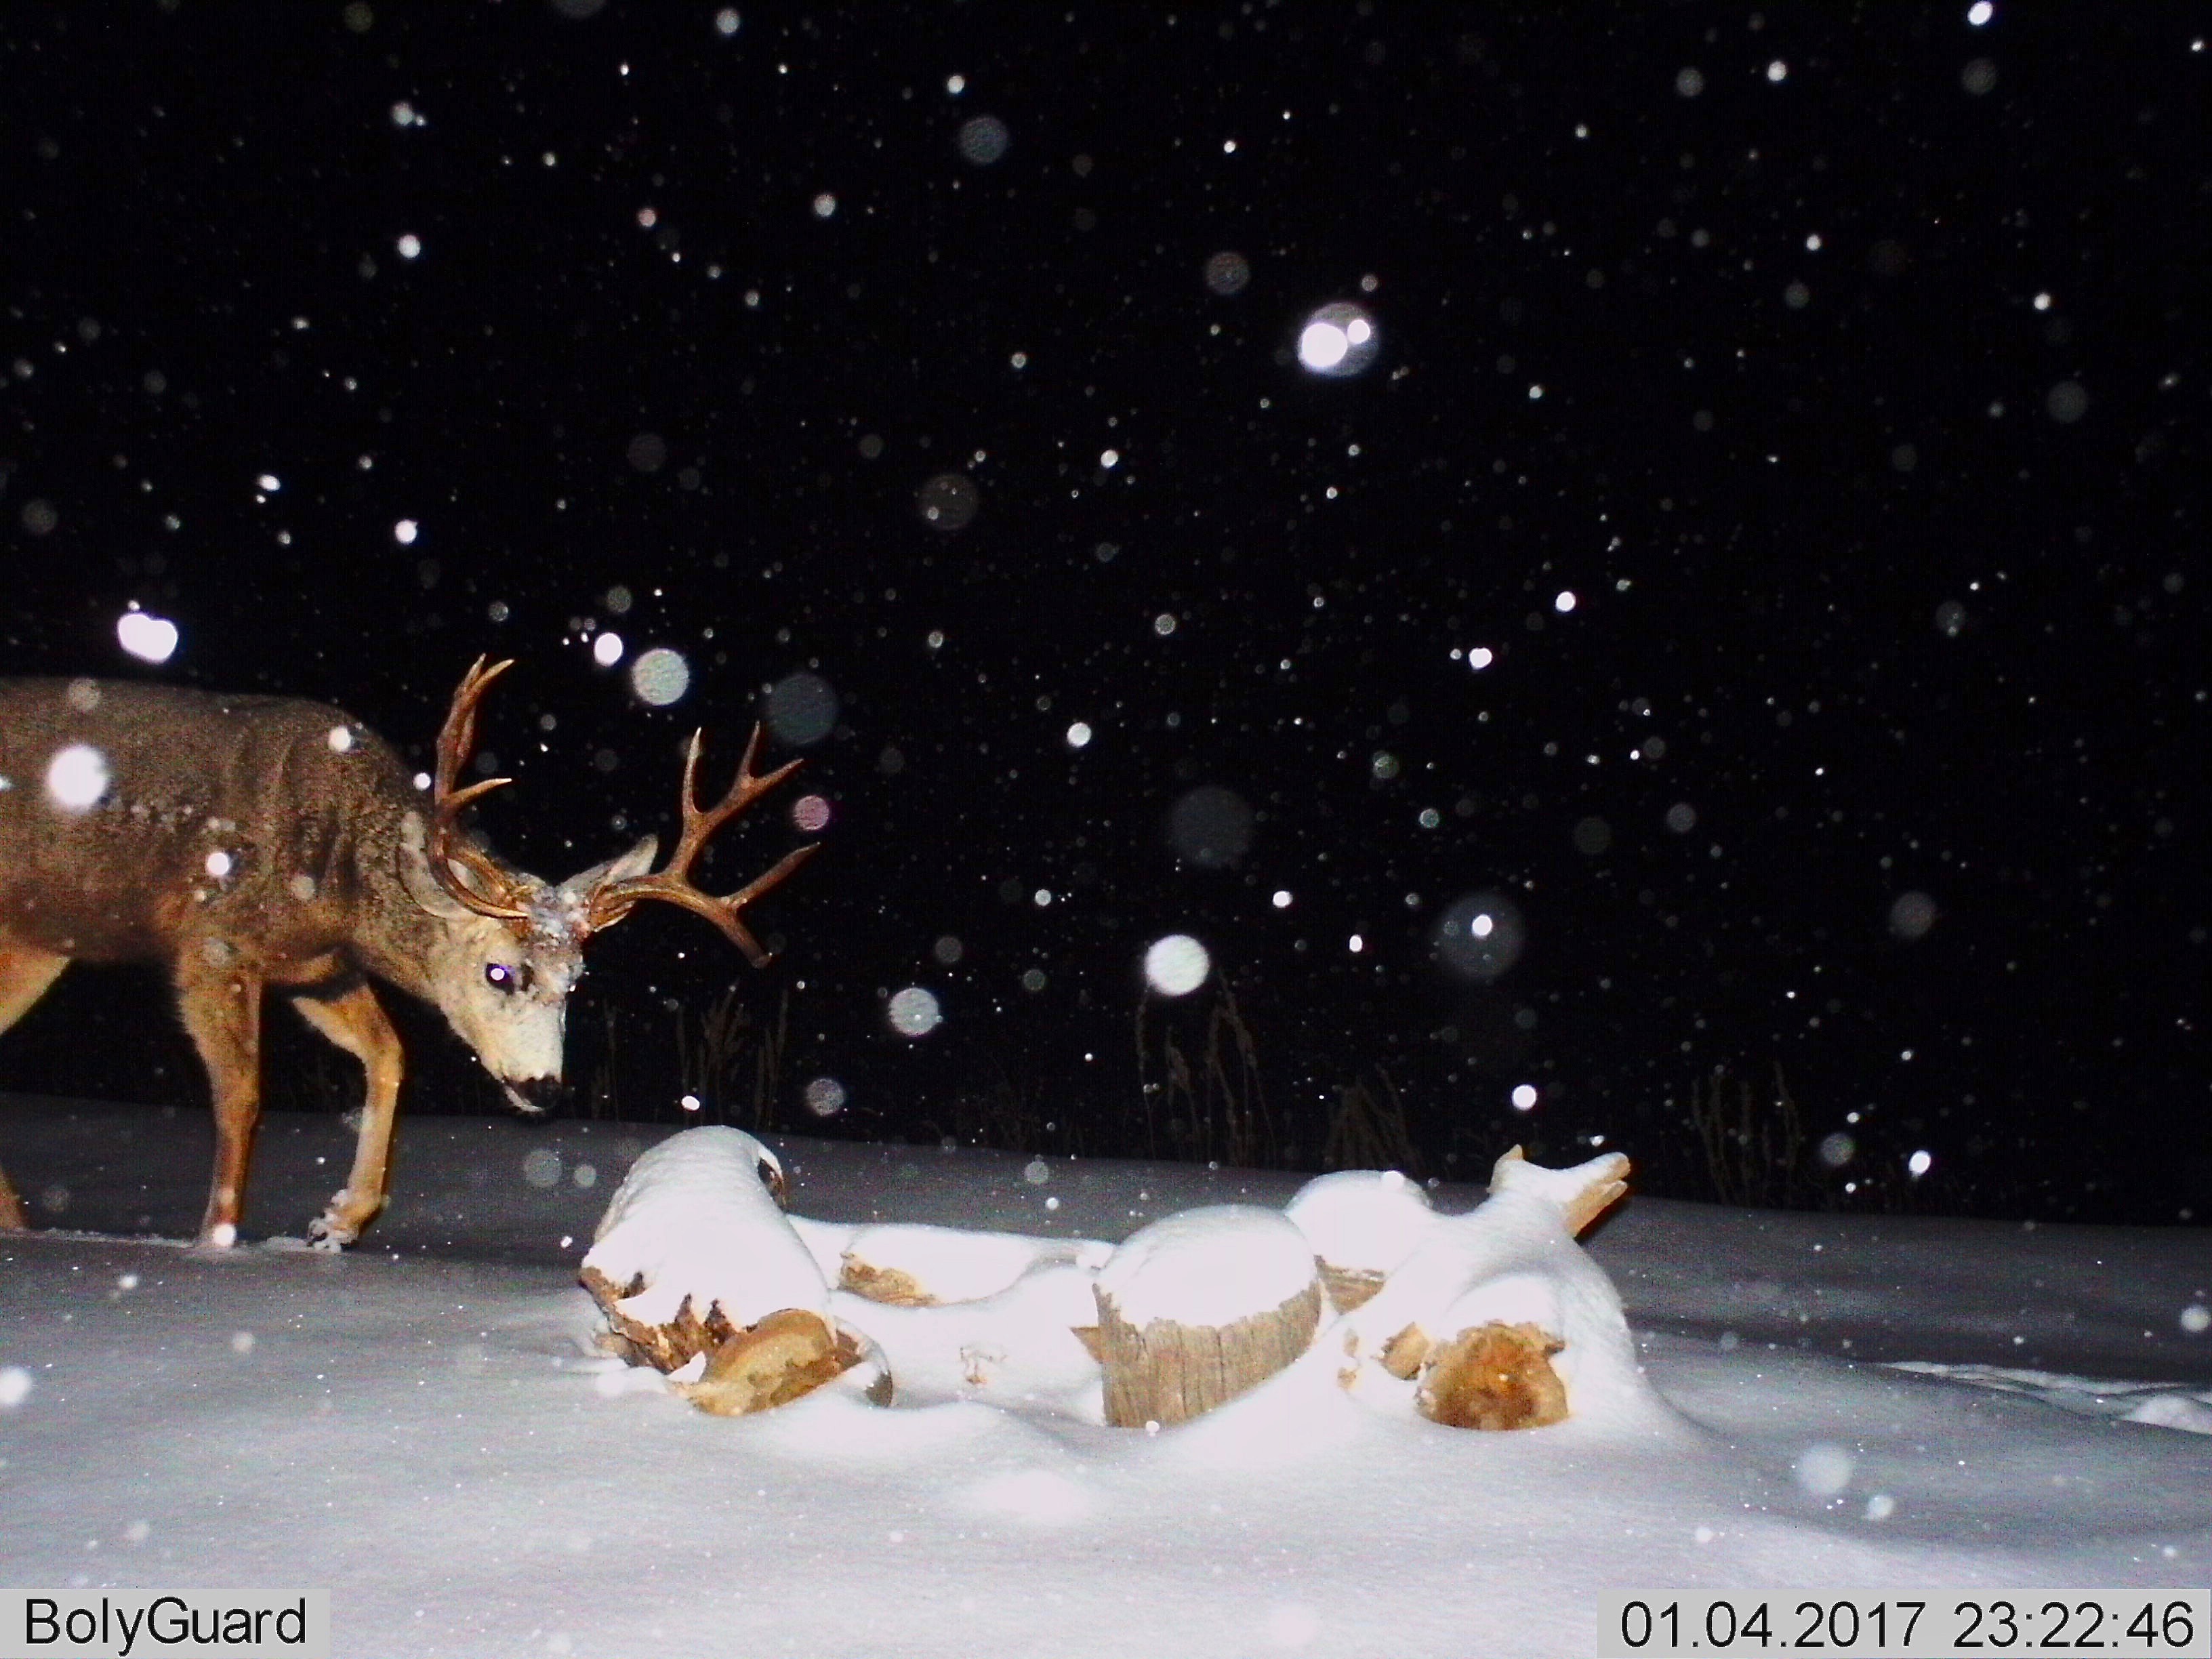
[501,1076,567,1118]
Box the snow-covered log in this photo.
[827,1260,1104,1416]
[1283,1168,1435,1311]
[821,1223,1112,1414]
[579,1127,863,1413]
[1335,1147,1635,1431]
[1090,1204,1322,1429]
[836,1221,1107,1307]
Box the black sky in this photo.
[2,2,2203,1223]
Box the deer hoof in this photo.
[306,1214,356,1252]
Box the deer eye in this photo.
[485,963,518,994]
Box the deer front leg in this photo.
[0,945,70,1231]
[173,952,265,1248]
[287,978,404,1249]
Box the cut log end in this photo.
[675,1309,866,1417]
[1416,1320,1568,1431]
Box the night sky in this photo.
[3,3,2203,1224]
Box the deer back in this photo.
[0,676,430,972]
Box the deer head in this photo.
[398,657,817,1113]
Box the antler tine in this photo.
[585,720,817,964]
[435,656,512,797]
[632,840,821,968]
[427,655,532,922]
[675,721,807,863]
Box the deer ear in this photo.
[559,835,659,901]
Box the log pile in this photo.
[581,1126,1637,1433]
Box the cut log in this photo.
[579,1126,830,1368]
[1091,1205,1322,1428]
[578,1127,874,1414]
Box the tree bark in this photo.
[1094,1278,1322,1428]
[1318,1262,1385,1312]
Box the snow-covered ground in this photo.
[1,1092,2207,1658]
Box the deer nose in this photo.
[503,1076,568,1117]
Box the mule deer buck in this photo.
[0,657,815,1248]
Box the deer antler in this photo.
[428,655,533,922]
[584,722,819,966]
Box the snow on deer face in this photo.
[401,827,658,1113]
